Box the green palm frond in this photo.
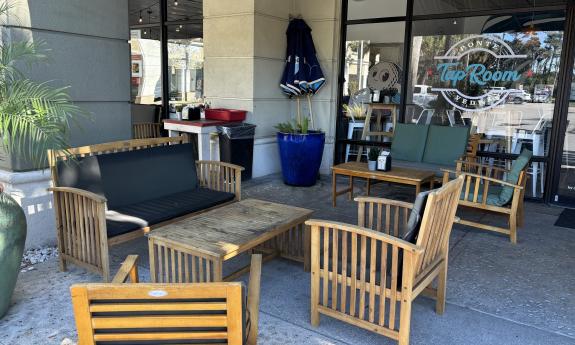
[0,1,85,168]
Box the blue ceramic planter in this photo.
[277,131,325,187]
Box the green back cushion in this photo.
[497,149,532,205]
[422,125,470,166]
[391,124,429,162]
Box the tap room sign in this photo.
[431,35,528,112]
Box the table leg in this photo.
[349,176,354,200]
[430,179,435,190]
[198,132,212,161]
[332,171,337,207]
[366,178,371,196]
[213,259,224,282]
[304,224,311,272]
[415,183,421,196]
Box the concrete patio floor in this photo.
[1,174,574,345]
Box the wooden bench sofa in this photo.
[48,136,243,281]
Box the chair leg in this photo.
[398,300,412,345]
[59,256,67,272]
[509,213,517,244]
[436,262,447,315]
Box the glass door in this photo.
[554,57,575,204]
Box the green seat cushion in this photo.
[391,124,429,162]
[423,125,470,166]
[461,184,505,206]
[498,149,532,205]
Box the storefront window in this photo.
[556,51,575,203]
[341,22,405,162]
[347,0,406,20]
[413,0,567,16]
[167,24,204,111]
[129,3,162,105]
[406,12,566,197]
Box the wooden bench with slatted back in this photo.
[70,254,261,345]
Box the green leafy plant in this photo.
[0,1,83,167]
[368,147,381,161]
[275,117,310,134]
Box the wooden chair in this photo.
[133,122,162,139]
[71,254,262,345]
[307,176,464,345]
[442,154,529,244]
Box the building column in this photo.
[203,0,341,177]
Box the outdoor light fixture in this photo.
[139,11,143,23]
[453,19,457,25]
[174,0,178,6]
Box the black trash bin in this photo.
[217,123,256,180]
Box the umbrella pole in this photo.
[307,94,315,130]
[296,96,301,128]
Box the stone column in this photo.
[204,0,341,177]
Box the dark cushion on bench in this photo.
[106,188,235,238]
[56,156,105,198]
[98,143,199,208]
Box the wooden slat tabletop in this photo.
[148,199,313,259]
[331,162,435,182]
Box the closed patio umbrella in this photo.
[280,18,325,128]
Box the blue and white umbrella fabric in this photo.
[280,19,325,96]
[280,18,325,127]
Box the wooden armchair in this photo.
[71,254,262,345]
[307,176,463,345]
[442,151,530,244]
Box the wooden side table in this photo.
[147,199,313,283]
[331,162,435,207]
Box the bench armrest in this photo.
[196,161,244,200]
[112,255,139,283]
[49,186,111,281]
[48,187,107,203]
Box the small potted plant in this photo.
[368,148,380,171]
[275,117,325,187]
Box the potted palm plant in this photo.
[275,116,325,187]
[0,1,82,318]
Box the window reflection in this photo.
[406,12,566,198]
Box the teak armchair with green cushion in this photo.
[70,254,262,345]
[442,149,532,243]
[307,176,464,345]
[390,124,471,178]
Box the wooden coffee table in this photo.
[331,162,435,207]
[147,199,313,283]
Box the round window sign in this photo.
[431,35,527,112]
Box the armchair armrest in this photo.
[453,160,510,173]
[460,172,523,189]
[306,219,424,254]
[112,255,139,283]
[354,196,414,209]
[196,160,244,200]
[48,187,107,203]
